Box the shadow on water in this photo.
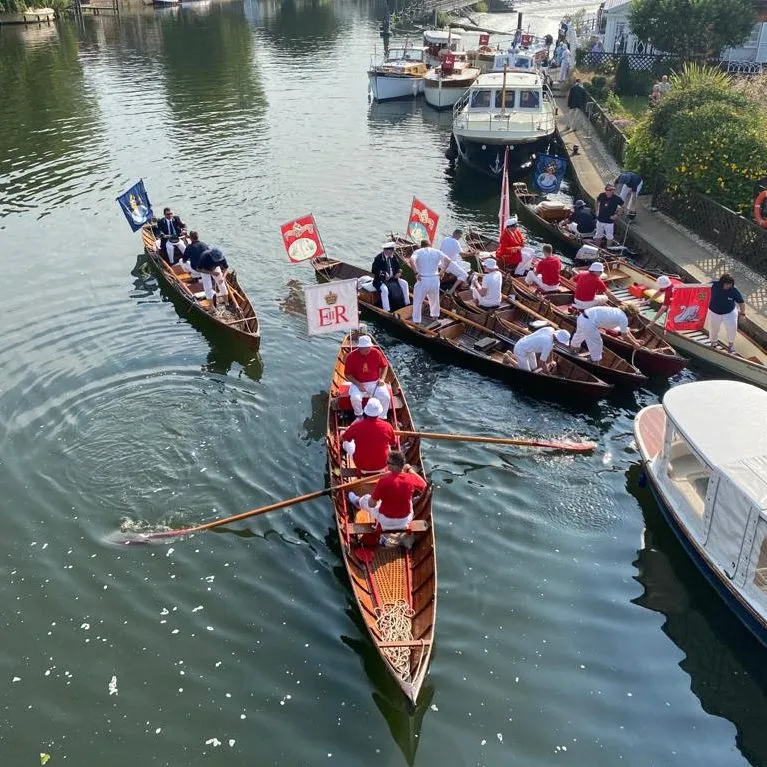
[301,389,329,444]
[627,463,767,767]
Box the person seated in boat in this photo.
[371,243,411,312]
[508,326,571,372]
[494,216,526,272]
[562,200,596,237]
[439,228,472,285]
[179,230,207,276]
[707,272,746,353]
[651,275,674,324]
[408,240,449,324]
[196,247,229,309]
[573,261,609,310]
[344,335,391,419]
[157,207,187,265]
[525,244,561,293]
[470,257,503,308]
[347,450,427,532]
[341,397,397,474]
[570,304,642,362]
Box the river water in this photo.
[2,1,766,765]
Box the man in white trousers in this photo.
[439,228,472,286]
[408,239,448,324]
[615,171,643,217]
[343,335,391,419]
[510,326,571,372]
[594,184,624,245]
[570,304,641,362]
[196,247,229,309]
[156,207,187,264]
[371,243,411,312]
[470,258,503,308]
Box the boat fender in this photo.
[754,190,767,229]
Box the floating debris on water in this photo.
[108,675,118,696]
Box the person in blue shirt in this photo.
[614,171,643,217]
[708,273,745,353]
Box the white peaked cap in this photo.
[588,261,605,273]
[364,398,383,418]
[382,242,396,250]
[554,329,571,345]
[357,335,373,348]
[505,216,518,226]
[656,275,672,289]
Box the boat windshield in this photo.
[513,56,534,69]
[470,89,492,108]
[388,48,425,62]
[518,89,541,109]
[493,90,516,108]
[665,427,712,516]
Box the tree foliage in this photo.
[630,0,757,62]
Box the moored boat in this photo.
[368,46,428,102]
[327,331,435,704]
[634,380,767,645]
[423,28,462,67]
[423,53,480,111]
[141,225,261,350]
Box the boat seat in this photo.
[349,520,429,534]
[474,336,501,353]
[331,391,404,411]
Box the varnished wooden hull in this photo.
[327,334,436,704]
[141,226,261,350]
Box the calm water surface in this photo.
[1,1,765,765]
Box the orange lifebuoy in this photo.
[754,189,767,229]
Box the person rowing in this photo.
[470,257,502,308]
[572,261,609,309]
[341,398,397,474]
[343,335,391,419]
[524,243,561,293]
[196,247,230,309]
[507,326,571,372]
[570,304,642,362]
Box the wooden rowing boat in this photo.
[448,290,648,387]
[311,256,614,400]
[141,225,260,350]
[327,332,435,704]
[462,230,688,377]
[578,259,767,388]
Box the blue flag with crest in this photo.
[116,180,153,232]
[532,154,568,195]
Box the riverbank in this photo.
[553,83,767,349]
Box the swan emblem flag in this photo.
[116,180,153,232]
[666,284,711,332]
[407,197,439,244]
[281,214,326,263]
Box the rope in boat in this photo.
[375,599,415,681]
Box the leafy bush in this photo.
[584,75,609,101]
[473,0,488,11]
[1,0,27,10]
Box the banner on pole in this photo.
[281,214,325,263]
[665,284,711,332]
[304,279,359,335]
[116,180,153,232]
[532,154,568,194]
[407,197,439,244]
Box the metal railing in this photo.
[577,94,628,164]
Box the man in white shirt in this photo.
[570,304,642,362]
[439,228,472,285]
[407,239,449,323]
[511,327,571,372]
[470,258,503,308]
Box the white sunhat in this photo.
[363,398,384,418]
[357,335,373,348]
[382,242,396,250]
[505,216,518,227]
[656,275,672,289]
[588,262,605,273]
[554,329,571,345]
[483,258,499,270]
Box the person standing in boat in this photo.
[571,304,642,362]
[157,207,187,264]
[594,183,624,246]
[348,450,426,532]
[371,242,410,313]
[470,258,503,308]
[509,326,571,372]
[573,261,609,309]
[341,398,397,474]
[408,240,448,324]
[178,230,207,276]
[439,228,472,286]
[494,216,526,271]
[343,335,391,419]
[651,275,674,324]
[707,273,746,353]
[196,247,229,309]
[525,244,562,293]
[561,200,597,237]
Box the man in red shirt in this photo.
[348,451,427,531]
[573,261,608,309]
[525,244,561,292]
[344,335,391,418]
[494,216,526,271]
[651,275,674,324]
[341,398,397,473]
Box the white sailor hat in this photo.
[363,398,384,418]
[656,275,672,289]
[482,258,499,270]
[554,329,571,345]
[588,261,605,273]
[382,242,396,250]
[357,335,373,348]
[505,216,518,227]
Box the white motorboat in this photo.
[451,68,556,176]
[423,29,462,68]
[469,46,548,75]
[423,52,480,111]
[634,380,767,645]
[368,46,428,102]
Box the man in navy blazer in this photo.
[157,207,187,264]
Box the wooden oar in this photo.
[395,430,596,453]
[119,472,385,544]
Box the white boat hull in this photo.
[424,81,470,110]
[368,73,423,102]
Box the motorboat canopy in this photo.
[423,29,462,46]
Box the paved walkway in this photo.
[552,86,767,347]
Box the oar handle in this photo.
[394,430,596,452]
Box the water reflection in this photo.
[257,0,344,53]
[628,464,767,767]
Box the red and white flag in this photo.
[304,279,359,336]
[280,214,325,263]
[665,284,711,332]
[498,146,510,239]
[407,197,439,244]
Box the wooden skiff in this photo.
[327,332,435,704]
[141,226,260,350]
[311,256,613,400]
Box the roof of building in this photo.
[603,0,632,11]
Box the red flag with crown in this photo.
[281,214,325,263]
[407,198,439,244]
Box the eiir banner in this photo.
[304,279,359,335]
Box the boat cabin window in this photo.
[513,55,533,69]
[753,535,767,594]
[665,427,712,516]
[470,89,492,108]
[494,90,516,108]
[389,48,424,62]
[519,89,541,109]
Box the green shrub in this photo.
[473,0,488,11]
[625,118,664,192]
[1,0,27,10]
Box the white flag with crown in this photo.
[304,279,359,336]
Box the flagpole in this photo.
[312,211,326,265]
[407,196,417,243]
[501,63,508,115]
